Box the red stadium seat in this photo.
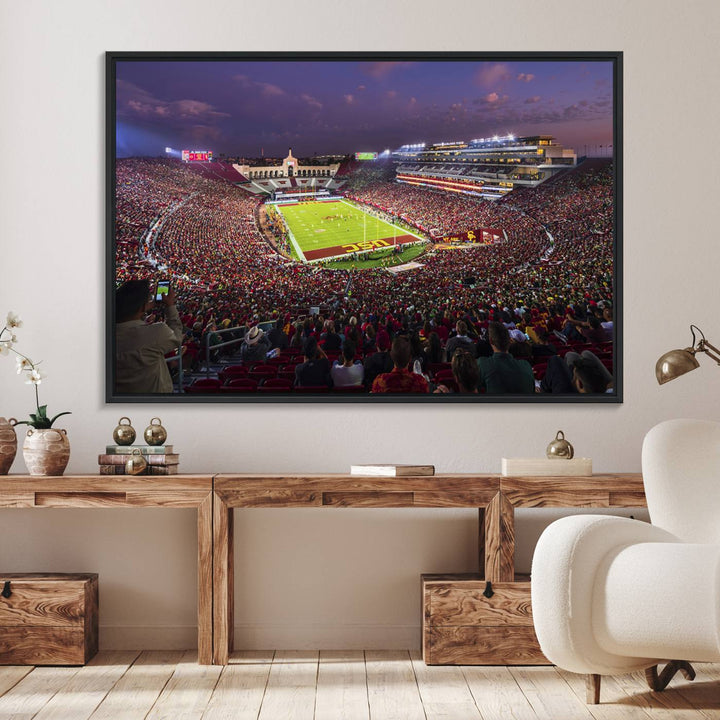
[219,365,248,384]
[429,362,451,377]
[434,369,455,383]
[293,385,330,393]
[185,378,222,393]
[533,363,548,380]
[248,366,277,381]
[219,378,258,393]
[258,378,293,392]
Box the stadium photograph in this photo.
[109,52,620,401]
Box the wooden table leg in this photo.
[478,507,486,577]
[213,492,234,665]
[483,492,515,582]
[197,493,213,665]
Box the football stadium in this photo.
[113,58,617,398]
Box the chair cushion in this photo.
[593,541,720,662]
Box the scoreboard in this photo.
[355,152,378,160]
[182,150,213,162]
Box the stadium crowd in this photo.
[114,157,615,394]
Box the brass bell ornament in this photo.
[144,417,167,446]
[112,417,136,446]
[125,449,147,475]
[546,430,574,459]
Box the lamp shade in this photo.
[655,348,700,385]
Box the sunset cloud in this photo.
[476,63,511,88]
[362,61,415,78]
[517,73,535,82]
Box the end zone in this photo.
[304,234,418,261]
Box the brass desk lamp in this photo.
[656,325,720,384]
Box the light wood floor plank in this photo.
[556,668,653,719]
[314,650,369,720]
[202,651,273,720]
[510,666,595,720]
[257,651,318,720]
[593,670,699,719]
[226,650,275,665]
[1,652,716,720]
[0,667,33,699]
[659,663,720,720]
[462,665,538,720]
[365,650,425,720]
[88,650,184,720]
[0,665,80,719]
[410,649,483,720]
[146,649,223,720]
[33,651,140,720]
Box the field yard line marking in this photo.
[338,199,427,243]
[276,206,307,262]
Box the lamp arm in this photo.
[698,339,720,365]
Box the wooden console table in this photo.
[0,473,647,666]
[212,473,646,665]
[0,475,214,665]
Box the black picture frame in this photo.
[106,51,622,403]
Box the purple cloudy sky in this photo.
[115,58,614,158]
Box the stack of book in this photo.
[98,445,180,475]
[349,464,435,476]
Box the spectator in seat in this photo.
[445,320,476,361]
[477,322,535,394]
[320,319,343,352]
[435,349,479,394]
[330,339,364,387]
[363,333,393,389]
[540,350,612,394]
[240,326,270,365]
[371,336,429,394]
[601,306,614,340]
[423,331,445,365]
[267,317,289,351]
[115,279,183,394]
[295,336,331,387]
[530,330,559,359]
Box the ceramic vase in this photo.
[22,428,70,476]
[0,417,17,475]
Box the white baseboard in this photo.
[99,624,421,650]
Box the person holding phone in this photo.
[115,278,183,394]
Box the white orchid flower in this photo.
[0,342,10,356]
[6,312,22,329]
[16,356,33,373]
[25,368,46,385]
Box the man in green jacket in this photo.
[477,322,535,394]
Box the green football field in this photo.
[276,199,424,262]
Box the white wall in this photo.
[1,0,718,650]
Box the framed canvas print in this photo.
[106,51,622,403]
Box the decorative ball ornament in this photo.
[546,430,574,459]
[144,418,167,446]
[125,449,147,475]
[112,417,136,446]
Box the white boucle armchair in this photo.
[531,418,720,703]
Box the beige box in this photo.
[501,457,592,476]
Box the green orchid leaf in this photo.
[48,411,72,427]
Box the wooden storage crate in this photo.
[422,573,548,665]
[0,573,98,665]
